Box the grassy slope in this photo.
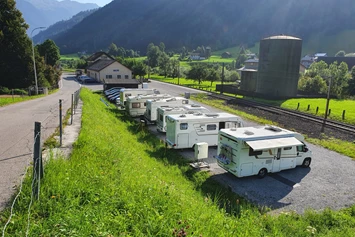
[2,89,355,236]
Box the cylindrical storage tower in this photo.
[256,35,302,98]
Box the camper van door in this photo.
[177,133,189,148]
[272,148,282,172]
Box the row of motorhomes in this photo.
[107,87,312,178]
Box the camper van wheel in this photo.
[302,158,311,168]
[257,168,267,179]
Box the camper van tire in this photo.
[302,158,312,168]
[257,168,268,179]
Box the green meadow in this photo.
[1,89,355,236]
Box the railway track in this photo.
[208,93,355,134]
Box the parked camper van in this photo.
[117,88,159,109]
[165,112,243,149]
[126,94,171,117]
[144,97,189,124]
[216,125,312,179]
[156,105,210,132]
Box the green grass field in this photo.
[2,88,355,236]
[246,97,355,125]
[0,94,45,107]
[60,54,81,60]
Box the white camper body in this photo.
[117,88,158,109]
[156,105,210,132]
[166,112,244,149]
[144,97,189,124]
[216,125,312,178]
[126,94,171,117]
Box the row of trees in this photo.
[298,61,355,98]
[107,43,140,58]
[0,0,61,90]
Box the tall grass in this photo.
[2,89,355,236]
[0,95,45,107]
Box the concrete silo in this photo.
[256,35,302,98]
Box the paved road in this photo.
[0,73,80,210]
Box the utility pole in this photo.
[321,77,332,132]
[221,62,225,94]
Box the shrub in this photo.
[0,87,10,94]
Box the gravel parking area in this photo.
[146,96,355,214]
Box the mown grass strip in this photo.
[192,94,355,159]
[2,88,355,236]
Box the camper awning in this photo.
[246,137,303,151]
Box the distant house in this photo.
[314,53,327,57]
[190,52,202,60]
[86,59,133,83]
[237,58,259,75]
[87,52,115,65]
[221,52,232,58]
[301,55,316,68]
[299,63,306,74]
[316,56,355,71]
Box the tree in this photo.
[37,39,60,66]
[346,66,355,96]
[298,75,327,94]
[108,43,118,56]
[206,68,221,86]
[186,63,208,84]
[132,61,147,79]
[159,42,165,52]
[146,43,161,68]
[335,50,346,57]
[158,52,170,77]
[170,59,180,79]
[0,0,34,88]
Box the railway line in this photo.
[208,93,355,134]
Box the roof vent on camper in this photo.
[194,112,203,116]
[191,104,201,107]
[205,113,219,117]
[265,126,282,132]
[179,114,186,117]
[187,111,195,114]
[230,128,237,131]
[244,130,254,135]
[166,108,173,111]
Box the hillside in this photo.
[16,0,99,35]
[50,0,355,55]
[33,9,98,44]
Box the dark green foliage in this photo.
[37,39,61,66]
[186,63,209,84]
[52,0,355,54]
[0,0,34,89]
[346,66,355,96]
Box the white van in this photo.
[125,94,171,117]
[156,105,210,132]
[165,112,243,149]
[144,97,189,124]
[216,125,312,178]
[116,88,158,109]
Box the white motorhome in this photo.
[116,88,158,109]
[144,97,189,124]
[156,105,210,132]
[216,125,312,179]
[165,112,243,149]
[125,94,171,117]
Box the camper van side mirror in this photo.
[304,147,308,152]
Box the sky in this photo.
[61,0,112,7]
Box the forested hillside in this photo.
[51,0,355,54]
[33,9,98,44]
[16,0,98,35]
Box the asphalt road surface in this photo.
[0,73,80,210]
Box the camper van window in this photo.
[182,100,188,104]
[125,93,132,97]
[297,145,303,152]
[283,147,292,150]
[249,147,262,156]
[144,103,147,106]
[132,103,141,108]
[159,114,163,122]
[206,124,217,130]
[180,123,188,130]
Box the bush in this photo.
[0,87,10,95]
[13,89,28,95]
